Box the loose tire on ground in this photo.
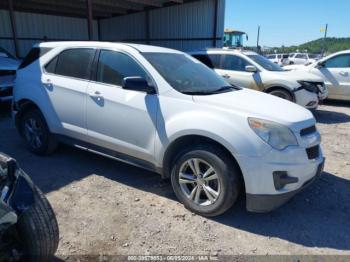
[170,144,242,217]
[17,186,59,262]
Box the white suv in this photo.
[266,54,290,66]
[13,42,324,216]
[190,49,328,109]
[289,53,319,65]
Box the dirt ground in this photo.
[0,101,349,259]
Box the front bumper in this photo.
[246,158,325,212]
[294,89,319,109]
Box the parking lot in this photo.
[0,101,349,257]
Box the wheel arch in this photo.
[162,135,244,188]
[263,86,296,102]
[14,99,42,135]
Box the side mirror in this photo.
[122,77,156,94]
[316,61,325,68]
[245,65,257,73]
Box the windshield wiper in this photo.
[182,91,215,95]
[182,85,240,96]
[215,85,242,92]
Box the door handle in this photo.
[339,71,349,77]
[90,91,103,99]
[222,74,230,79]
[42,79,53,89]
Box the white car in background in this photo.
[285,50,350,100]
[13,42,324,216]
[190,49,328,109]
[266,54,290,65]
[0,47,20,102]
[289,53,320,65]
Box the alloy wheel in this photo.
[178,158,220,206]
[24,118,44,149]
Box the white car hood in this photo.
[262,69,322,83]
[283,64,314,71]
[193,88,315,131]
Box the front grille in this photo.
[300,125,316,136]
[306,145,320,160]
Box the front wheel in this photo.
[17,186,59,262]
[170,144,241,217]
[268,88,293,101]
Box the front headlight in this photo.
[248,118,298,150]
[297,81,318,93]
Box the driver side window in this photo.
[324,55,350,68]
[97,50,148,87]
[221,55,250,72]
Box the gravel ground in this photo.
[0,101,349,259]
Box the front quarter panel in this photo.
[154,93,272,169]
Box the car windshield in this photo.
[247,54,284,71]
[143,52,239,95]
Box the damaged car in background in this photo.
[0,47,19,103]
[190,49,328,110]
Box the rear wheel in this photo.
[17,186,59,262]
[170,144,241,217]
[268,88,293,101]
[20,109,58,155]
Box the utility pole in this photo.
[323,23,328,56]
[257,25,261,54]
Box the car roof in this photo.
[332,49,350,55]
[36,41,182,54]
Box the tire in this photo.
[170,144,241,217]
[17,186,59,262]
[20,109,58,155]
[268,88,293,101]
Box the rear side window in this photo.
[45,56,58,74]
[19,47,52,69]
[54,48,95,80]
[296,54,307,59]
[96,50,147,86]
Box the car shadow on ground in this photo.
[314,108,350,124]
[213,171,350,250]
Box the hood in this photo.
[193,88,315,131]
[262,69,323,83]
[283,64,314,71]
[0,57,20,71]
